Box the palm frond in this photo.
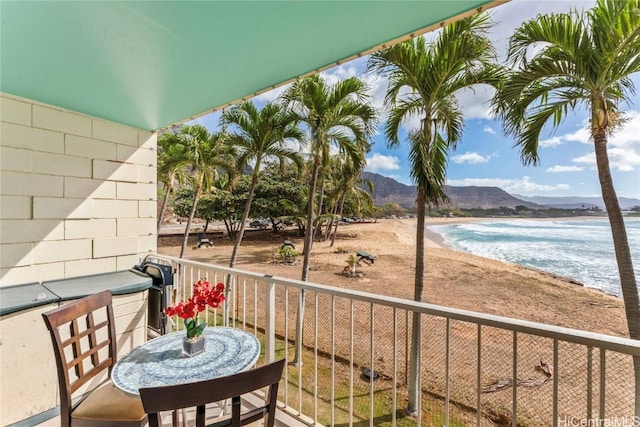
[368,13,497,204]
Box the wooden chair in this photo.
[139,359,286,427]
[42,290,146,427]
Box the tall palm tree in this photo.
[282,75,377,365]
[368,13,498,416]
[221,101,304,268]
[492,0,640,411]
[157,132,189,229]
[178,125,235,258]
[282,75,378,281]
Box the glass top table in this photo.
[112,326,261,395]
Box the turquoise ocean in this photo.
[430,218,640,297]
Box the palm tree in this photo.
[368,13,498,416]
[178,125,235,258]
[157,132,189,229]
[282,75,377,365]
[221,101,304,268]
[492,0,640,411]
[327,148,372,246]
[282,75,378,281]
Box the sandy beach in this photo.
[157,217,629,338]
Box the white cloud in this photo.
[253,56,384,109]
[320,59,388,110]
[540,111,640,173]
[607,147,640,172]
[539,136,563,148]
[564,127,591,144]
[321,65,359,86]
[571,147,640,172]
[252,83,291,104]
[365,153,401,171]
[607,111,640,171]
[489,1,596,62]
[447,176,570,195]
[399,112,421,133]
[451,152,493,164]
[540,125,591,147]
[483,125,496,135]
[546,165,584,173]
[362,73,389,114]
[572,152,595,166]
[456,86,496,120]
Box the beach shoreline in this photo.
[419,215,627,249]
[157,216,630,338]
[424,215,639,297]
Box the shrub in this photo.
[278,245,300,263]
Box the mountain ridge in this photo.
[513,194,640,210]
[362,172,538,209]
[361,172,640,210]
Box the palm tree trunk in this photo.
[324,205,335,241]
[230,169,260,268]
[157,180,174,229]
[406,190,426,417]
[180,186,201,258]
[330,195,346,247]
[593,129,640,413]
[313,179,326,241]
[302,155,321,281]
[294,154,321,365]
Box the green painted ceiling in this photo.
[1,1,505,131]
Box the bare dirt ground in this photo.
[158,218,629,338]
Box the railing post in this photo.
[264,277,276,363]
[224,273,233,327]
[146,255,640,427]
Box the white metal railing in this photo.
[145,254,640,427]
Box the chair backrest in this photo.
[42,290,118,425]
[140,359,286,427]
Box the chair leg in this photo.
[217,398,230,417]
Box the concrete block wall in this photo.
[0,93,158,285]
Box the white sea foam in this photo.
[430,219,640,297]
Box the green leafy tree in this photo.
[251,165,307,225]
[380,203,407,217]
[493,0,640,408]
[172,182,245,240]
[221,101,304,268]
[171,188,194,219]
[197,187,245,237]
[368,13,498,416]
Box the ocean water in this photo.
[430,218,640,297]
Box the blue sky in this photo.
[193,0,640,199]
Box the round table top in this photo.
[112,326,261,395]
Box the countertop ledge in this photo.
[0,269,152,316]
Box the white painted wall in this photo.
[0,93,157,285]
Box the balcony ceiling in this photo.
[1,1,505,131]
